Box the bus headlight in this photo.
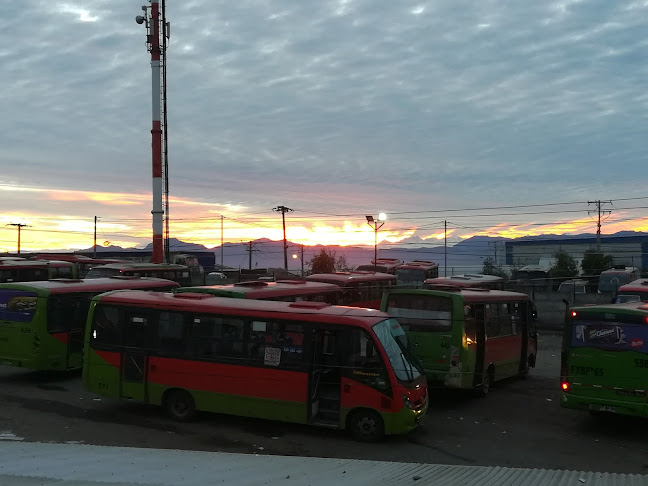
[402,393,415,410]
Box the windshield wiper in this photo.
[400,353,414,381]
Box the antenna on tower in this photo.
[135,1,168,264]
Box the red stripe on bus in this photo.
[50,332,69,344]
[148,357,308,402]
[94,350,122,368]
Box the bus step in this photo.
[312,416,339,428]
[319,388,340,401]
[319,398,340,411]
[319,407,340,416]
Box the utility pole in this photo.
[8,223,28,254]
[444,220,447,277]
[489,241,498,264]
[246,241,259,270]
[273,206,293,270]
[588,200,612,251]
[220,215,224,269]
[94,216,98,258]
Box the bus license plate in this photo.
[589,404,616,413]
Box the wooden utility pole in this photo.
[444,220,447,277]
[273,206,293,270]
[8,223,28,254]
[94,216,98,257]
[588,200,612,251]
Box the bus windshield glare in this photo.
[372,318,422,382]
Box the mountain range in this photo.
[77,231,648,272]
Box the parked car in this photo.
[558,279,587,294]
[207,272,227,280]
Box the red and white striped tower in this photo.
[149,0,164,263]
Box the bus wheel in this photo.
[164,389,196,422]
[348,409,384,442]
[477,368,493,397]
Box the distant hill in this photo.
[67,231,648,272]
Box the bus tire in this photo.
[163,389,196,422]
[477,367,493,397]
[347,409,384,442]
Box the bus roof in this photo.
[32,254,126,264]
[600,266,640,275]
[570,301,648,314]
[176,279,341,298]
[0,277,180,295]
[87,262,189,271]
[424,274,503,286]
[0,260,53,269]
[617,279,648,292]
[306,272,396,284]
[396,260,438,270]
[95,290,389,324]
[387,287,530,303]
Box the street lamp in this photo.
[366,213,386,268]
[292,245,304,277]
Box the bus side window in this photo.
[247,320,273,360]
[464,305,477,342]
[274,323,304,365]
[158,311,187,356]
[498,304,513,336]
[347,329,389,392]
[92,305,122,347]
[189,315,244,359]
[484,304,500,338]
[123,312,150,349]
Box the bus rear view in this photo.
[561,302,648,417]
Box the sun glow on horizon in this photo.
[2,183,648,252]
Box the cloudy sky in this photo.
[1,0,648,252]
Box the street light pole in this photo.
[366,213,386,267]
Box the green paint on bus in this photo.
[561,302,648,417]
[82,291,428,440]
[381,288,537,395]
[0,278,179,371]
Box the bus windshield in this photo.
[85,267,121,279]
[395,269,426,287]
[385,293,452,330]
[372,318,422,382]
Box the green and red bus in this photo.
[424,274,504,290]
[82,291,427,441]
[0,259,76,282]
[395,261,439,288]
[598,266,641,294]
[613,279,648,304]
[175,280,343,304]
[561,302,648,417]
[382,287,537,395]
[85,263,193,286]
[305,271,397,309]
[33,254,126,278]
[0,277,179,371]
[356,258,402,274]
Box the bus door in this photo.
[309,328,341,426]
[472,304,486,387]
[119,310,153,401]
[514,301,537,373]
[66,295,92,370]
